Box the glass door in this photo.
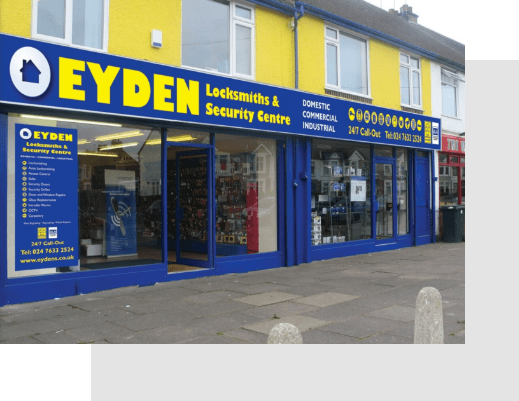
[374,161,396,241]
[167,146,212,271]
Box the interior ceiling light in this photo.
[20,114,122,127]
[144,135,197,146]
[77,139,91,145]
[167,135,196,142]
[95,130,143,141]
[99,142,139,151]
[78,152,118,157]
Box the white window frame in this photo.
[181,0,255,80]
[324,25,371,98]
[441,68,459,118]
[400,52,422,108]
[31,0,109,52]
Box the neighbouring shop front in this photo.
[0,34,441,305]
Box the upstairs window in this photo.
[400,53,421,107]
[32,0,108,51]
[182,0,255,79]
[325,27,369,96]
[442,69,459,117]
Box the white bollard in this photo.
[267,323,303,344]
[414,287,444,344]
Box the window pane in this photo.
[37,0,66,39]
[442,84,457,116]
[215,135,278,255]
[235,5,252,20]
[450,156,459,163]
[461,167,465,204]
[326,28,337,40]
[417,151,428,158]
[311,139,371,244]
[72,0,104,49]
[6,115,163,278]
[440,166,459,205]
[374,145,393,157]
[461,157,465,164]
[396,149,409,235]
[400,66,410,105]
[400,54,409,64]
[411,57,419,69]
[326,44,338,86]
[182,0,230,74]
[412,70,421,105]
[439,153,448,163]
[339,33,368,95]
[235,24,252,76]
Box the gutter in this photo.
[294,1,465,73]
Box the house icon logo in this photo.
[9,46,51,97]
[20,59,41,83]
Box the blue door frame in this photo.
[414,153,433,245]
[373,156,397,245]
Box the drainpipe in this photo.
[294,4,305,89]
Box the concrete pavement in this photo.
[0,242,465,344]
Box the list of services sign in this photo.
[15,123,78,271]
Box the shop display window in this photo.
[7,115,163,278]
[215,134,278,255]
[439,151,465,206]
[311,139,371,245]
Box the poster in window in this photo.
[351,177,366,201]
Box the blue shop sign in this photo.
[14,123,78,271]
[0,34,441,150]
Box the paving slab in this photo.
[222,329,269,344]
[279,283,337,297]
[68,295,139,312]
[367,305,415,322]
[107,309,198,332]
[243,315,329,335]
[330,282,395,297]
[322,316,405,339]
[302,329,358,344]
[180,335,245,344]
[33,330,83,344]
[292,292,359,308]
[186,300,256,318]
[234,291,301,307]
[0,336,43,344]
[130,287,201,302]
[302,304,371,323]
[243,301,317,319]
[0,319,64,341]
[183,311,266,334]
[48,308,138,330]
[357,333,413,344]
[383,321,415,339]
[107,324,210,344]
[1,305,90,324]
[66,322,135,343]
[183,290,245,304]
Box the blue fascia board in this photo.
[295,2,465,73]
[247,0,297,15]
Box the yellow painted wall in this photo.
[255,7,294,88]
[369,39,400,110]
[421,58,432,116]
[108,0,181,65]
[298,15,325,95]
[0,0,31,37]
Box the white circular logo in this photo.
[10,47,51,98]
[20,128,32,140]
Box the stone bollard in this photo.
[267,323,303,344]
[414,287,444,344]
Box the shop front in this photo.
[0,34,441,305]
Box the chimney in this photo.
[399,4,419,23]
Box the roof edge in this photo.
[295,1,464,72]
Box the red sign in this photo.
[442,134,465,154]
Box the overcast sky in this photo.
[363,0,467,44]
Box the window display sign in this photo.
[351,177,367,202]
[105,170,137,258]
[15,123,78,271]
[0,34,441,150]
